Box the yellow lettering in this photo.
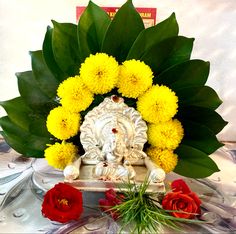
[139,12,151,18]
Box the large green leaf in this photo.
[29,115,51,137]
[16,71,56,114]
[102,0,144,62]
[175,86,202,102]
[43,26,67,82]
[181,120,223,154]
[30,50,59,98]
[0,117,50,157]
[141,36,194,75]
[127,13,178,59]
[0,97,31,130]
[174,144,220,178]
[52,21,81,76]
[178,86,222,110]
[177,106,227,135]
[1,131,43,157]
[78,1,111,60]
[157,59,210,88]
[0,97,51,138]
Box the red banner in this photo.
[76,6,156,27]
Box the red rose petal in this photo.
[99,189,124,220]
[171,179,191,194]
[105,189,117,200]
[189,192,202,206]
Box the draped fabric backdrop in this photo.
[0,0,235,141]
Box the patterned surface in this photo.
[0,139,235,233]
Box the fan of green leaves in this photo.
[0,0,227,178]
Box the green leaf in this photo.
[52,21,81,76]
[0,97,31,130]
[42,26,67,82]
[0,116,50,157]
[29,115,51,137]
[178,86,222,110]
[30,50,59,98]
[102,0,144,62]
[127,13,179,59]
[177,106,227,135]
[181,120,223,154]
[16,71,56,114]
[78,1,111,60]
[174,144,220,178]
[175,86,203,101]
[157,60,210,88]
[141,36,194,75]
[1,131,43,157]
[0,97,51,138]
[123,97,136,108]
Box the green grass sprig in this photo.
[110,178,205,233]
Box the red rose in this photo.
[41,183,83,223]
[162,191,201,219]
[171,179,191,194]
[162,179,201,219]
[99,189,124,220]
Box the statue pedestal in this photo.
[65,164,165,194]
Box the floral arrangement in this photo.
[42,179,204,232]
[0,0,227,179]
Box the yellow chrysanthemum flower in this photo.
[117,60,153,98]
[137,85,178,123]
[147,147,178,173]
[148,119,184,150]
[44,141,78,169]
[80,53,119,94]
[46,106,80,140]
[57,76,94,113]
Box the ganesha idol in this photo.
[63,95,166,191]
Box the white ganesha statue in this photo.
[64,96,165,184]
